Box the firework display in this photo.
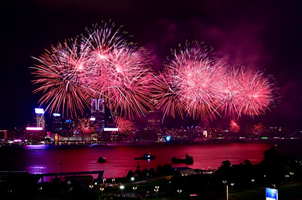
[153,42,225,120]
[32,22,276,122]
[153,42,275,120]
[113,116,135,135]
[32,22,154,119]
[31,39,92,117]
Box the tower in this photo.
[52,113,63,134]
[91,99,105,130]
[34,108,45,130]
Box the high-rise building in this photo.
[91,99,105,130]
[34,108,45,130]
[52,113,63,133]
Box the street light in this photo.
[251,179,255,187]
[133,186,137,197]
[103,178,106,185]
[230,183,234,190]
[100,187,104,198]
[177,189,182,199]
[222,180,227,192]
[154,186,159,199]
[89,184,93,192]
[38,187,42,195]
[120,185,125,197]
[112,178,115,184]
[290,172,294,181]
[285,174,289,183]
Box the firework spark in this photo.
[32,22,154,118]
[114,116,135,135]
[229,119,240,132]
[76,117,96,134]
[32,24,276,121]
[235,68,275,117]
[153,41,225,120]
[31,39,92,117]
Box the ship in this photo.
[98,156,107,163]
[171,154,194,164]
[134,151,155,160]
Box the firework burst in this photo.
[114,116,135,135]
[32,22,154,118]
[31,39,92,117]
[76,117,96,134]
[229,119,240,132]
[153,41,225,120]
[32,23,277,122]
[96,46,154,119]
[233,67,275,117]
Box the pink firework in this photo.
[82,23,154,118]
[32,22,154,118]
[31,39,92,117]
[114,116,135,135]
[252,123,266,136]
[76,117,96,134]
[151,71,186,120]
[229,119,240,132]
[153,41,225,120]
[234,67,275,117]
[92,46,154,119]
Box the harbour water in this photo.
[0,141,301,178]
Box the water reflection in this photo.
[0,143,275,178]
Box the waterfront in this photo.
[3,141,301,179]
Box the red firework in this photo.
[234,67,275,117]
[114,116,135,135]
[32,23,276,121]
[153,41,225,120]
[32,22,154,118]
[229,119,240,132]
[76,117,96,134]
[31,39,92,117]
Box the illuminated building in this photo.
[25,127,44,141]
[146,109,161,129]
[91,99,105,130]
[34,108,45,130]
[52,113,63,133]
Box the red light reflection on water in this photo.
[1,143,275,178]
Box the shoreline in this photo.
[1,137,301,148]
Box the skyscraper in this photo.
[34,108,45,130]
[52,113,63,134]
[91,99,105,130]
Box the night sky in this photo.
[1,0,302,130]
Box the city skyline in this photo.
[1,0,302,129]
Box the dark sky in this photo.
[1,0,302,130]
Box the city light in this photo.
[35,108,44,114]
[104,128,119,132]
[53,113,61,117]
[26,127,43,131]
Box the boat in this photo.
[134,152,155,160]
[98,156,107,163]
[171,154,193,164]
